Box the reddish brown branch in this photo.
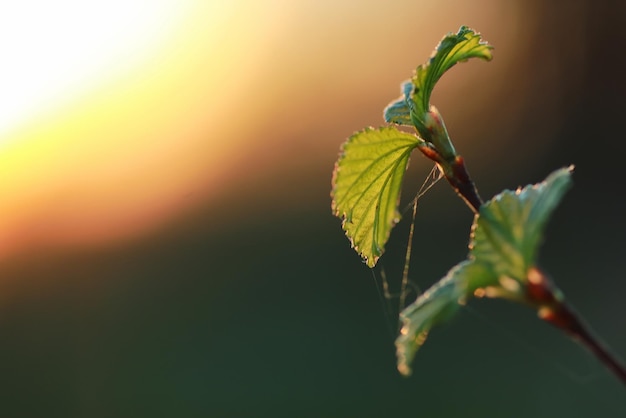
[417,145,483,213]
[448,156,482,213]
[527,267,626,386]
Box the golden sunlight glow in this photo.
[0,1,191,140]
[0,0,288,260]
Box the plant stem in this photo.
[416,147,483,213]
[448,155,482,213]
[528,267,626,386]
[558,303,626,386]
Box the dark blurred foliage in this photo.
[1,1,626,417]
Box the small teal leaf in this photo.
[331,126,425,267]
[383,80,414,126]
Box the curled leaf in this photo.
[410,26,493,131]
[384,27,493,132]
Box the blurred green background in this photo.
[1,1,625,416]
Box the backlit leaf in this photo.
[331,126,424,267]
[410,26,493,131]
[469,166,574,281]
[395,167,573,375]
[396,260,495,376]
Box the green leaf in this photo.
[331,126,424,267]
[396,260,495,376]
[470,166,574,281]
[410,26,493,130]
[395,167,573,375]
[383,80,414,126]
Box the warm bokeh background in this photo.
[1,1,625,416]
